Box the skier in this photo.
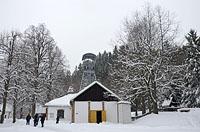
[33,114,39,127]
[26,113,31,125]
[56,116,59,124]
[40,114,46,127]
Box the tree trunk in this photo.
[12,99,16,123]
[46,84,52,102]
[152,82,158,114]
[0,85,9,123]
[150,69,158,114]
[153,101,158,114]
[148,96,152,113]
[141,96,146,114]
[0,93,7,123]
[20,108,23,119]
[31,95,36,117]
[31,103,36,117]
[0,82,9,124]
[135,98,138,117]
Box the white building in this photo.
[45,81,131,123]
[45,94,77,121]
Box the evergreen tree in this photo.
[95,51,112,88]
[182,30,200,107]
[71,64,82,92]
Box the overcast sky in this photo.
[0,0,200,71]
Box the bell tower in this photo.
[80,53,96,90]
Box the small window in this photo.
[50,113,54,118]
[57,109,64,119]
[91,73,95,77]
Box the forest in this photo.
[0,4,200,124]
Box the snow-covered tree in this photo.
[0,31,22,123]
[95,51,112,87]
[23,24,56,116]
[45,44,68,102]
[182,30,200,107]
[71,64,83,92]
[109,4,179,114]
[0,24,71,122]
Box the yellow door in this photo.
[102,110,106,122]
[89,110,106,123]
[89,110,96,123]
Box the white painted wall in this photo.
[47,106,71,122]
[104,101,118,123]
[118,103,131,123]
[73,101,131,124]
[90,102,102,110]
[74,101,88,123]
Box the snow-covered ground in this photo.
[1,108,200,132]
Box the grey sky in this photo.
[0,0,200,71]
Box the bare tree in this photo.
[110,4,179,114]
[23,24,55,116]
[0,31,21,123]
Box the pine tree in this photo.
[95,51,112,87]
[182,30,200,107]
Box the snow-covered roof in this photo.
[118,101,131,104]
[71,81,121,101]
[162,97,173,107]
[45,93,77,107]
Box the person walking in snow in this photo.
[40,114,46,127]
[26,113,31,125]
[33,114,39,127]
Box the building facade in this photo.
[45,81,131,124]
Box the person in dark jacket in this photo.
[26,114,31,125]
[40,114,46,127]
[33,114,39,127]
[56,116,59,124]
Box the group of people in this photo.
[26,113,46,127]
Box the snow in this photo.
[118,101,131,104]
[134,109,200,128]
[162,97,172,107]
[1,108,200,132]
[45,93,77,107]
[131,111,143,117]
